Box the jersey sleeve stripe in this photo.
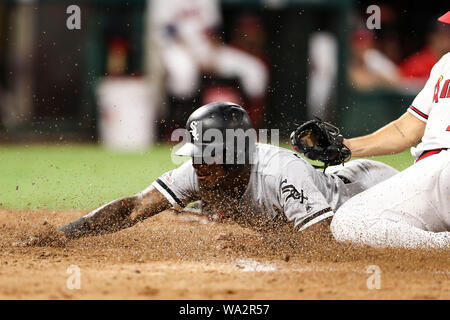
[408,105,429,120]
[152,179,184,207]
[297,207,333,232]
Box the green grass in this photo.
[0,144,183,210]
[0,143,414,210]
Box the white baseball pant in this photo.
[161,43,268,99]
[331,150,450,249]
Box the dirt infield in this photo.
[0,209,448,299]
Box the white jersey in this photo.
[148,0,267,99]
[150,0,221,62]
[151,144,397,231]
[151,0,220,36]
[408,52,450,159]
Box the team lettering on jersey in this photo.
[433,75,450,103]
[280,179,308,203]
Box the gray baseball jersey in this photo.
[150,143,398,231]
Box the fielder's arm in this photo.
[57,186,170,239]
[344,112,426,157]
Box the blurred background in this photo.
[1,0,447,210]
[0,0,448,146]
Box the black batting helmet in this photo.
[175,101,256,165]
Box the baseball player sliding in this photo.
[328,12,450,249]
[16,102,397,246]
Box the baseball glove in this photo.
[290,117,351,170]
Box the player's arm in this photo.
[344,53,444,158]
[344,111,426,157]
[14,187,171,246]
[59,161,199,240]
[57,186,170,239]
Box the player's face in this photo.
[193,163,228,189]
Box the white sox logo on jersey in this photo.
[280,179,308,203]
[433,75,450,103]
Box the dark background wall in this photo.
[0,0,447,141]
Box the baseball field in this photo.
[1,144,449,299]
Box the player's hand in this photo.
[12,230,68,247]
[12,236,40,247]
[343,138,352,161]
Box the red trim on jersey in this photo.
[440,79,450,98]
[416,148,448,162]
[409,105,429,120]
